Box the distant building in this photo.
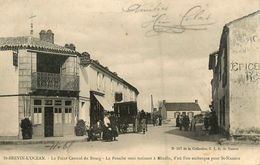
[159,100,202,122]
[0,30,80,139]
[79,52,139,126]
[208,10,260,137]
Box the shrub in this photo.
[75,120,86,136]
[20,118,32,140]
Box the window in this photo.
[110,79,113,93]
[130,90,133,101]
[115,92,123,102]
[65,108,72,123]
[132,91,136,101]
[187,112,194,119]
[222,48,228,87]
[123,86,127,101]
[34,100,42,105]
[81,102,85,108]
[54,108,62,124]
[97,72,101,90]
[45,100,53,105]
[54,100,62,106]
[174,112,180,118]
[65,100,72,106]
[13,51,18,66]
[222,96,226,126]
[33,108,42,124]
[102,74,105,91]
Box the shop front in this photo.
[89,91,113,126]
[31,97,77,138]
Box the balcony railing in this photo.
[32,72,79,91]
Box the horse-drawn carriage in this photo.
[114,101,139,133]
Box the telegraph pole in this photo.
[29,14,36,36]
[151,94,154,113]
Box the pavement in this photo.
[0,124,259,165]
[0,136,87,145]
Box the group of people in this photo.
[176,111,218,134]
[176,114,193,131]
[152,115,162,126]
[87,112,119,142]
[204,111,218,134]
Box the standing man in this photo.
[210,111,218,134]
[158,115,162,126]
[179,115,183,130]
[139,110,146,134]
[190,116,196,131]
[176,115,180,127]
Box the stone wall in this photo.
[229,12,260,135]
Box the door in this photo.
[44,107,54,137]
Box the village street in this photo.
[0,124,259,165]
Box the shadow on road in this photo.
[165,126,223,142]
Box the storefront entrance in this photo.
[32,97,76,138]
[44,107,54,137]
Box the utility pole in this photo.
[29,14,36,36]
[151,94,154,113]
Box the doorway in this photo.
[44,107,54,137]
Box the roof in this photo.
[226,10,260,27]
[81,58,139,95]
[165,102,202,112]
[0,36,79,55]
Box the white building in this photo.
[0,30,79,139]
[208,10,260,137]
[159,100,202,123]
[78,52,139,126]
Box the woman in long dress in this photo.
[103,113,112,141]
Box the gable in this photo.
[165,103,202,112]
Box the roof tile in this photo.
[165,102,201,111]
[0,36,78,55]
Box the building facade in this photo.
[78,52,139,126]
[159,100,202,122]
[0,30,80,139]
[208,11,260,137]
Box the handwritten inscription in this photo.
[123,2,215,37]
[122,2,168,13]
[45,141,74,150]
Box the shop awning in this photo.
[94,94,113,111]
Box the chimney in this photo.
[80,52,91,65]
[162,100,166,105]
[65,43,76,51]
[39,29,54,43]
[195,99,198,104]
[113,72,118,76]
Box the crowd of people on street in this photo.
[176,114,191,131]
[175,111,218,134]
[152,115,162,126]
[86,110,149,142]
[87,111,119,142]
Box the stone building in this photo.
[159,100,202,122]
[78,52,139,126]
[208,10,260,137]
[0,30,80,139]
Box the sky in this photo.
[0,0,259,111]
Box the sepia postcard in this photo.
[0,0,260,165]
